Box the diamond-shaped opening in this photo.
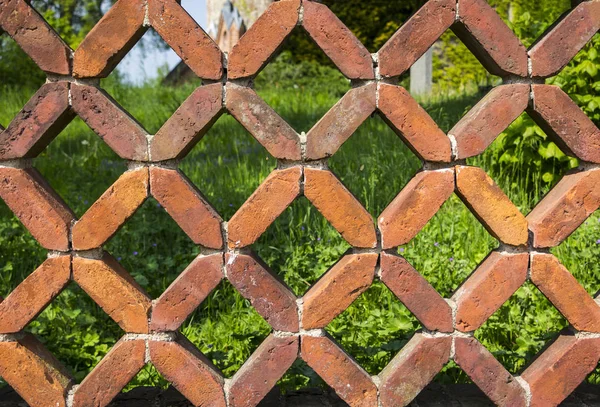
[326,281,420,375]
[124,364,169,391]
[434,360,472,384]
[399,194,499,298]
[474,281,569,375]
[329,116,422,218]
[26,282,123,382]
[0,35,46,94]
[180,279,271,378]
[105,198,199,298]
[277,359,339,398]
[34,118,126,217]
[180,114,275,219]
[100,30,201,134]
[254,29,351,132]
[252,197,351,296]
[467,112,576,214]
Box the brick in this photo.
[378,0,456,78]
[454,0,528,77]
[379,334,451,407]
[454,337,526,407]
[228,0,300,79]
[73,168,149,250]
[225,83,301,160]
[151,254,223,332]
[0,334,72,407]
[305,84,376,160]
[531,253,600,332]
[529,2,600,78]
[150,167,223,249]
[73,0,146,78]
[301,335,377,407]
[304,168,376,248]
[302,253,377,330]
[150,83,224,161]
[0,256,70,333]
[0,167,74,251]
[228,167,302,248]
[0,82,73,159]
[522,336,600,407]
[73,339,145,407]
[451,84,529,159]
[527,169,600,248]
[455,166,528,246]
[454,252,528,332]
[378,84,451,162]
[73,254,151,333]
[148,0,222,80]
[149,336,226,407]
[379,169,454,249]
[226,253,298,332]
[71,84,149,161]
[529,84,600,163]
[380,253,452,332]
[302,1,373,80]
[229,335,298,407]
[0,0,71,75]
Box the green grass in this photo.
[1,74,599,392]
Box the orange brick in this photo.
[304,168,376,248]
[302,253,377,330]
[73,168,149,250]
[73,254,151,333]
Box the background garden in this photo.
[1,0,600,394]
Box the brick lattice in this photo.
[0,0,599,406]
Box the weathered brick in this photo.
[71,84,149,160]
[378,0,456,78]
[73,254,151,333]
[228,167,302,248]
[304,168,376,248]
[455,166,528,246]
[454,337,526,407]
[226,253,298,332]
[531,253,600,332]
[73,339,145,407]
[150,83,224,161]
[378,84,451,162]
[0,167,74,251]
[150,167,223,249]
[0,82,73,160]
[0,256,70,333]
[73,0,146,78]
[529,1,600,78]
[379,169,454,249]
[454,252,528,332]
[306,83,376,160]
[73,168,149,250]
[454,0,528,77]
[0,0,71,75]
[529,84,600,163]
[522,336,600,407]
[380,253,452,332]
[229,335,298,407]
[150,336,226,407]
[228,0,300,79]
[302,335,377,407]
[302,253,377,330]
[0,334,72,407]
[148,0,223,80]
[302,1,373,80]
[451,84,529,159]
[379,334,451,407]
[226,83,301,160]
[151,254,223,332]
[527,169,600,248]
